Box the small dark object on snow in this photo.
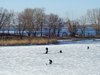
[45,47,48,54]
[87,46,89,49]
[59,50,62,53]
[49,59,53,64]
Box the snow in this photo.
[0,44,100,75]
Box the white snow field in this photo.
[0,44,100,75]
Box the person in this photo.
[45,47,48,54]
[59,50,62,53]
[87,46,89,49]
[49,59,53,64]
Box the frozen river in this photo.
[0,43,100,75]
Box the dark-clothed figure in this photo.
[87,46,89,49]
[49,59,52,64]
[45,47,48,54]
[59,50,62,53]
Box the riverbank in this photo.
[0,36,100,46]
[0,38,57,46]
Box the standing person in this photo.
[45,47,48,54]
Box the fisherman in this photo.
[59,50,62,53]
[87,46,89,49]
[49,59,53,64]
[45,47,48,54]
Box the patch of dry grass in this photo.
[0,38,57,46]
[31,38,57,44]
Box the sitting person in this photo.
[87,46,89,49]
[49,59,53,64]
[59,50,62,53]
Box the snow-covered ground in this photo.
[0,44,100,75]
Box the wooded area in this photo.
[0,7,100,40]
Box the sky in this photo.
[0,0,100,19]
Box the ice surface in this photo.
[0,44,100,75]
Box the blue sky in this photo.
[0,0,100,19]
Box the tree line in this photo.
[0,7,100,39]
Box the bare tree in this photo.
[56,18,64,37]
[18,8,45,38]
[0,8,14,38]
[23,8,34,37]
[18,12,27,39]
[47,14,61,37]
[87,8,100,35]
[33,8,45,37]
[79,16,87,37]
[67,20,79,37]
[6,11,14,34]
[18,8,35,38]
